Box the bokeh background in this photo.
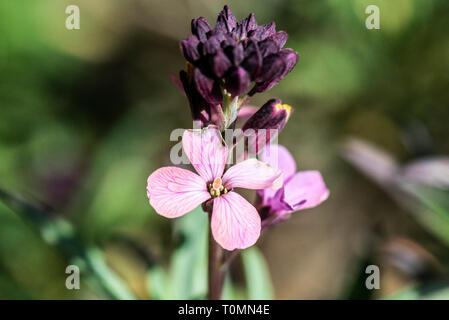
[1,0,449,299]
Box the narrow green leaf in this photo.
[387,282,449,300]
[0,189,136,300]
[147,266,169,300]
[171,207,208,299]
[241,247,274,300]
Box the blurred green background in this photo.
[1,0,449,299]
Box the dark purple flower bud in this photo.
[193,68,222,104]
[241,40,262,79]
[258,39,279,58]
[235,23,245,40]
[180,35,200,62]
[179,68,211,126]
[210,49,232,78]
[221,33,238,48]
[242,99,292,152]
[236,13,258,39]
[224,67,250,96]
[269,31,288,49]
[250,49,298,95]
[249,22,276,41]
[208,28,226,42]
[216,5,237,32]
[203,35,222,55]
[254,53,286,83]
[191,17,211,42]
[224,43,244,66]
[243,13,258,33]
[243,99,290,130]
[279,48,299,75]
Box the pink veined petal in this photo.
[260,144,297,179]
[211,192,261,250]
[222,158,283,190]
[281,170,329,211]
[147,167,211,218]
[183,127,228,182]
[259,144,297,205]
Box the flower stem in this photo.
[221,249,240,272]
[208,213,225,300]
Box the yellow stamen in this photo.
[275,103,292,119]
[208,177,229,198]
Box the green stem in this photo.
[207,213,225,300]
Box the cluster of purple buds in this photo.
[179,5,298,130]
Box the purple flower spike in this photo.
[178,5,299,122]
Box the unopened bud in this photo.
[242,99,292,153]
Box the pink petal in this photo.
[260,144,297,178]
[237,105,258,119]
[183,127,228,182]
[147,167,210,218]
[222,158,283,190]
[259,144,297,205]
[282,170,329,211]
[211,192,261,250]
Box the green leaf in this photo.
[387,282,449,300]
[147,266,169,300]
[170,207,209,299]
[241,247,274,300]
[400,183,449,246]
[0,189,136,300]
[146,206,208,299]
[221,273,245,300]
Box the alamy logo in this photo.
[365,5,380,30]
[365,265,380,290]
[168,128,280,168]
[65,265,80,290]
[65,5,80,30]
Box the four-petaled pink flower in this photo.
[258,144,329,222]
[146,127,282,250]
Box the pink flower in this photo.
[146,127,282,250]
[258,144,329,222]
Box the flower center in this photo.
[208,177,228,198]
